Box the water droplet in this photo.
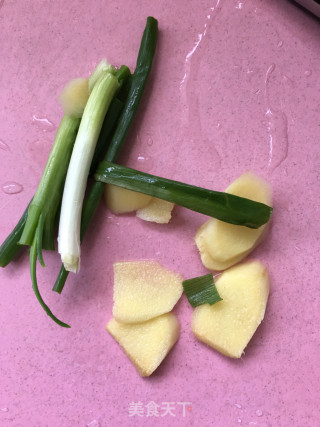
[265,109,289,171]
[1,408,8,412]
[249,422,257,426]
[304,70,312,77]
[147,137,153,147]
[86,421,99,427]
[235,403,242,409]
[256,409,263,417]
[236,1,244,9]
[2,182,23,194]
[277,40,283,48]
[0,139,10,152]
[237,419,242,424]
[106,216,119,226]
[216,121,222,129]
[136,154,154,172]
[32,115,56,132]
[295,245,301,251]
[264,63,276,109]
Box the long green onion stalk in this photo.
[94,162,273,229]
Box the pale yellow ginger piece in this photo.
[136,198,174,224]
[104,184,152,214]
[58,78,89,118]
[113,261,183,323]
[194,238,246,271]
[191,260,269,358]
[106,313,180,377]
[195,171,272,271]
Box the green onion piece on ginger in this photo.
[94,162,273,229]
[183,274,222,307]
[58,71,119,273]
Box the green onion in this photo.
[53,16,158,293]
[94,162,273,228]
[58,71,119,273]
[183,273,222,307]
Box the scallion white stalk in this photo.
[58,71,119,273]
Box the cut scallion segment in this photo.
[183,273,222,307]
[94,162,273,229]
[58,71,119,273]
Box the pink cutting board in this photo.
[0,1,319,426]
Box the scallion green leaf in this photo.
[94,162,273,229]
[30,232,70,328]
[183,273,222,307]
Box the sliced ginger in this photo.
[113,261,183,323]
[107,313,180,377]
[195,171,272,270]
[136,198,174,224]
[191,260,269,358]
[104,184,152,214]
[58,78,89,118]
[104,184,174,223]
